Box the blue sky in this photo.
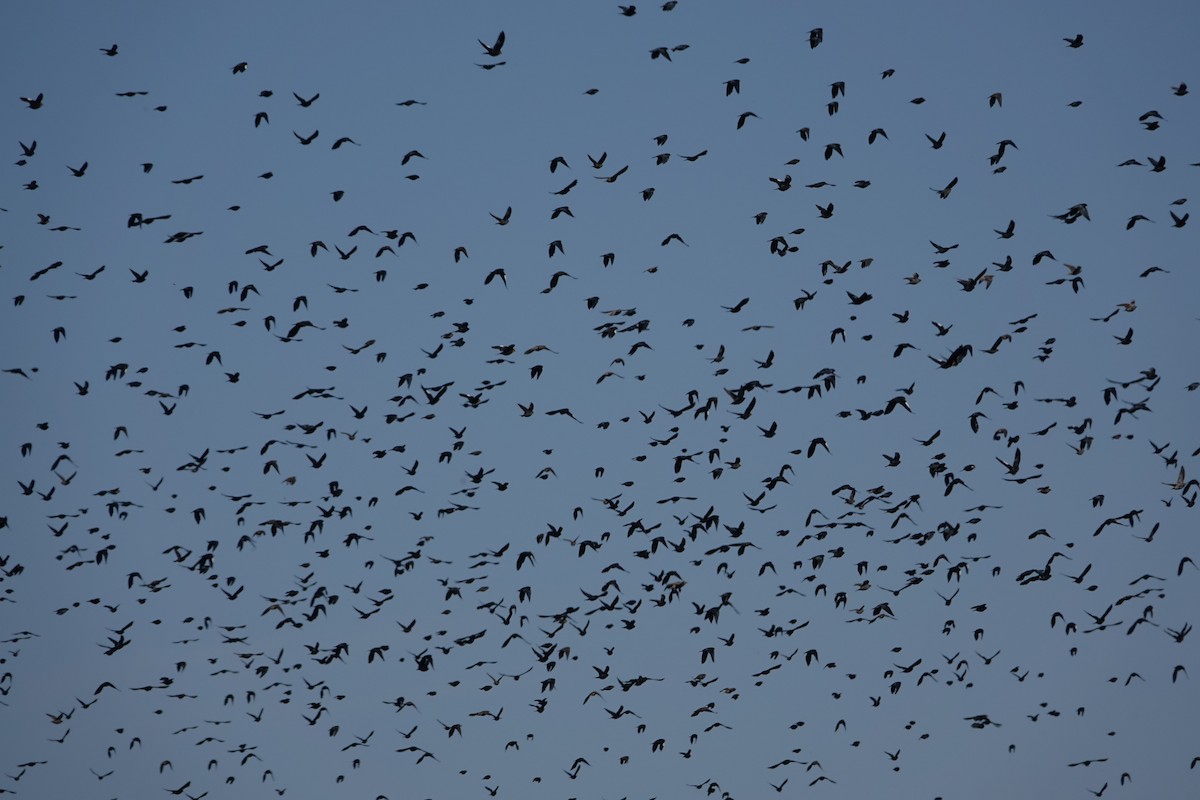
[2,2,1198,798]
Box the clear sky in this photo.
[2,2,1197,799]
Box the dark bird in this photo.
[542,271,574,293]
[479,30,506,57]
[769,175,792,191]
[932,176,959,199]
[597,165,629,183]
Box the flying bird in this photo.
[479,30,506,57]
[932,176,959,199]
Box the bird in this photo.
[931,176,959,199]
[596,165,629,183]
[769,175,792,191]
[479,30,506,57]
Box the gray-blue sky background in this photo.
[2,2,1197,799]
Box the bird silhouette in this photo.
[479,30,505,57]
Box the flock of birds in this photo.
[2,4,1198,799]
